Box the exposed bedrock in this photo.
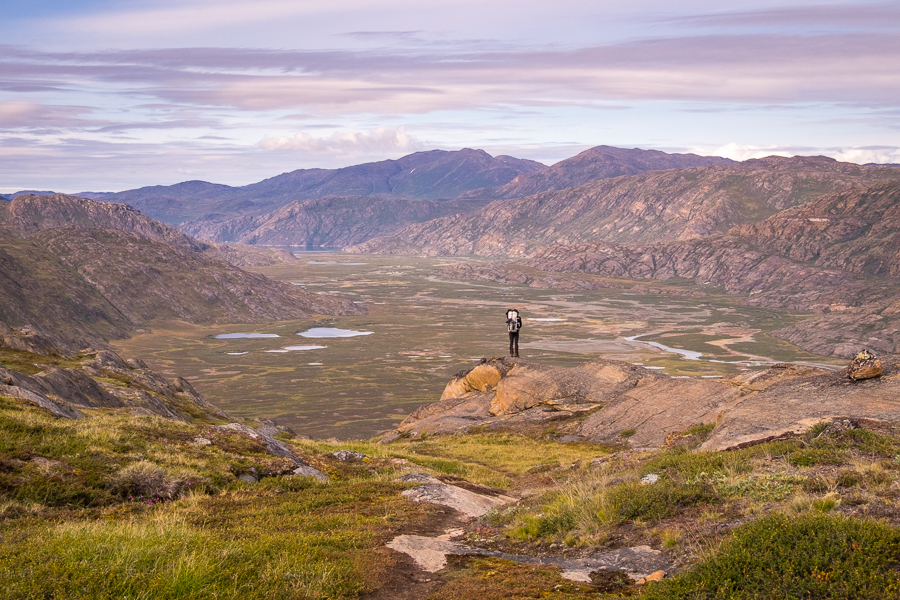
[388,357,900,452]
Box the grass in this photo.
[0,396,618,599]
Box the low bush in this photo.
[644,512,900,599]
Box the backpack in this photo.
[506,310,520,333]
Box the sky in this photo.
[1,0,899,192]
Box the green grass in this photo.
[0,482,419,600]
[643,513,900,599]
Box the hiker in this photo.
[506,309,522,357]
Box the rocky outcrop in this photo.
[0,346,228,422]
[352,156,900,256]
[183,196,491,247]
[387,357,900,452]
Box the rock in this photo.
[640,474,659,485]
[217,422,307,465]
[635,570,667,585]
[386,534,674,582]
[0,384,83,419]
[328,450,367,461]
[192,437,212,446]
[292,464,329,482]
[253,418,295,439]
[816,419,860,439]
[440,363,505,400]
[237,468,259,484]
[699,356,900,452]
[848,350,883,380]
[395,473,441,484]
[126,358,148,369]
[401,481,516,519]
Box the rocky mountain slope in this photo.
[461,145,732,200]
[0,194,363,348]
[0,229,135,349]
[353,156,900,256]
[182,196,491,247]
[90,149,544,226]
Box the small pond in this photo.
[298,327,373,338]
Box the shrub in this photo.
[788,447,845,467]
[108,461,196,503]
[643,512,900,599]
[607,480,712,522]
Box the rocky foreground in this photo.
[388,355,900,452]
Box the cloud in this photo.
[834,146,900,165]
[0,100,94,128]
[703,143,795,161]
[3,30,899,115]
[259,126,417,153]
[672,2,900,31]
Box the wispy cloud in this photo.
[260,126,417,153]
[672,2,900,31]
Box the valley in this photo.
[112,254,842,439]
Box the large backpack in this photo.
[506,309,520,333]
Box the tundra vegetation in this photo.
[2,350,900,599]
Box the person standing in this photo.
[506,308,522,357]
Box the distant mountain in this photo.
[96,149,544,226]
[353,156,900,256]
[0,194,364,347]
[461,145,733,200]
[182,196,493,247]
[9,190,57,199]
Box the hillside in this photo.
[3,347,900,598]
[353,156,900,256]
[182,196,492,247]
[0,194,363,347]
[0,229,134,349]
[461,145,732,200]
[92,149,544,226]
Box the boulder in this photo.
[440,363,505,400]
[847,350,882,380]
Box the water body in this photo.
[298,327,373,338]
[307,260,368,266]
[623,334,703,361]
[216,333,280,339]
[226,352,248,355]
[283,345,327,351]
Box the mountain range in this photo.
[8,144,900,357]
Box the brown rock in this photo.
[847,350,883,380]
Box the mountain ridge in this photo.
[352,156,900,256]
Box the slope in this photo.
[353,156,900,256]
